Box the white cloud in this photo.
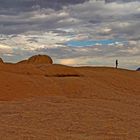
[59,58,78,65]
[0,44,13,54]
[0,0,140,69]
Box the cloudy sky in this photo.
[0,0,140,69]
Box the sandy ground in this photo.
[0,63,140,139]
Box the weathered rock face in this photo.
[18,54,53,64]
[0,58,4,64]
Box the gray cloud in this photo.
[0,0,89,11]
[105,0,140,3]
[0,0,140,69]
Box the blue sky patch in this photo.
[66,39,124,47]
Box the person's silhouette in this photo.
[116,59,118,69]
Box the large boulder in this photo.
[18,54,53,64]
[0,58,4,64]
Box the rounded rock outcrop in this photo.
[18,54,53,64]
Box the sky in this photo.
[0,0,140,69]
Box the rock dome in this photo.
[18,54,53,64]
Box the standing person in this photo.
[116,59,118,69]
